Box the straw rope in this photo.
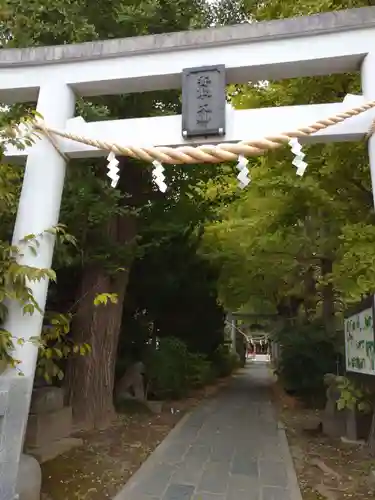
[367,118,375,139]
[34,100,375,164]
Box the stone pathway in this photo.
[114,363,302,500]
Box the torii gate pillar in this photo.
[0,83,75,500]
[362,52,375,208]
[5,82,75,377]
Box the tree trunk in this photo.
[65,214,136,429]
[368,409,375,456]
[321,258,335,332]
[65,159,145,430]
[65,268,124,428]
[303,265,317,321]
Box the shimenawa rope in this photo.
[33,100,375,164]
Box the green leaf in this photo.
[93,293,118,306]
[23,303,35,315]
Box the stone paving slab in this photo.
[114,363,302,500]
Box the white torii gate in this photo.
[1,6,375,499]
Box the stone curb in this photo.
[277,422,303,500]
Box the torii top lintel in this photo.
[1,7,375,103]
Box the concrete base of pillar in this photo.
[27,437,83,464]
[16,454,41,500]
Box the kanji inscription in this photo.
[182,65,225,138]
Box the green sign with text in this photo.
[345,298,375,376]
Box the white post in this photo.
[4,81,75,377]
[231,318,236,353]
[361,52,375,208]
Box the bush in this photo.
[274,323,342,406]
[212,344,239,378]
[186,352,215,388]
[146,337,189,399]
[146,337,216,399]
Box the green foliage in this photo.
[2,0,248,426]
[201,80,374,321]
[3,0,220,282]
[121,230,226,360]
[146,337,216,399]
[0,221,90,378]
[333,375,372,414]
[0,114,47,368]
[146,337,191,399]
[57,163,136,273]
[5,0,373,421]
[145,338,239,400]
[94,293,118,306]
[273,323,341,404]
[3,0,209,47]
[36,286,118,382]
[199,0,375,323]
[0,112,118,381]
[186,352,215,389]
[253,0,372,22]
[198,0,375,409]
[211,344,240,378]
[36,312,91,382]
[206,0,249,26]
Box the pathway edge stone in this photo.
[277,422,303,500]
